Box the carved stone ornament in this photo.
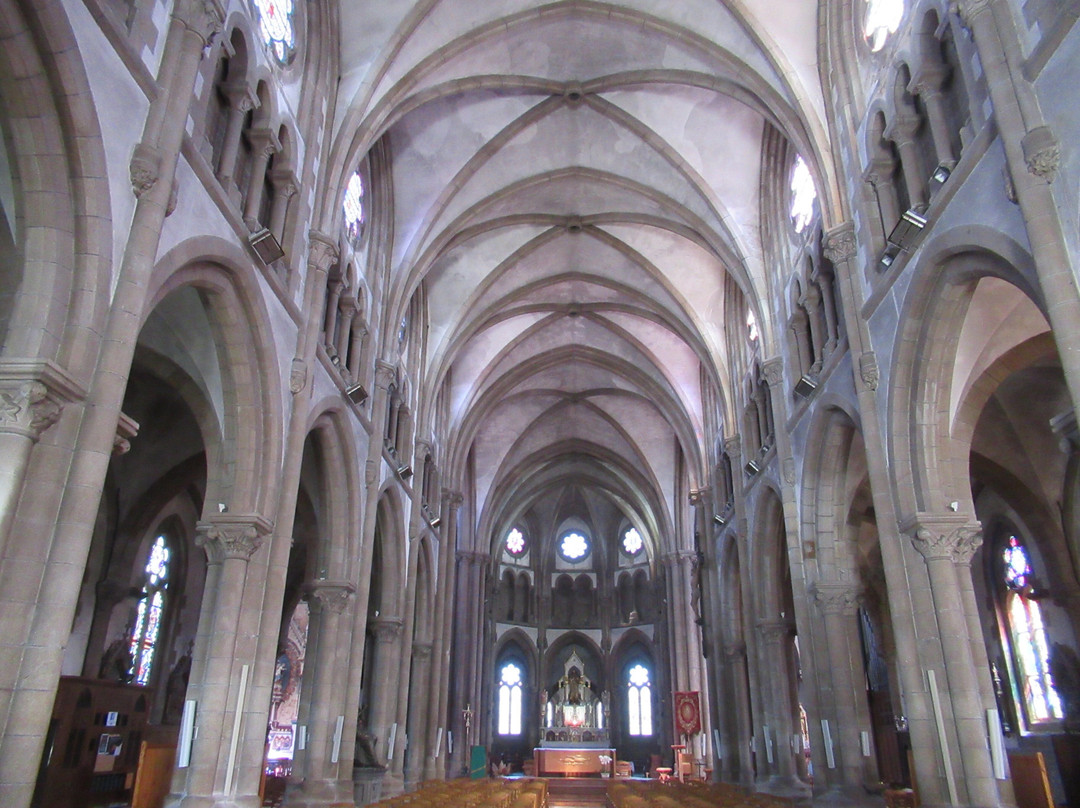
[443,489,465,510]
[782,457,796,485]
[196,517,270,563]
[1022,126,1061,183]
[912,522,983,564]
[308,582,355,615]
[723,434,742,457]
[823,223,857,265]
[289,358,307,394]
[813,582,861,615]
[756,620,794,644]
[688,488,704,506]
[762,357,784,388]
[859,351,880,391]
[365,459,378,487]
[412,642,434,660]
[374,361,397,391]
[722,642,746,659]
[129,143,161,199]
[173,0,225,46]
[0,380,61,439]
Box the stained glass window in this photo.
[627,664,652,736]
[747,309,759,344]
[622,527,643,555]
[343,171,365,241]
[497,662,523,735]
[253,0,296,64]
[506,528,526,555]
[129,535,170,686]
[560,532,589,561]
[790,154,817,233]
[864,0,904,53]
[1001,535,1062,726]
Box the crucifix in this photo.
[462,702,473,742]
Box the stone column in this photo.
[293,582,355,806]
[908,517,998,806]
[387,537,424,792]
[801,284,825,374]
[755,620,800,788]
[423,491,463,780]
[812,581,868,792]
[958,0,1080,413]
[909,65,957,170]
[323,279,344,355]
[885,114,928,210]
[178,515,272,805]
[335,297,356,371]
[241,127,280,230]
[215,83,258,193]
[267,168,298,241]
[864,160,901,239]
[0,6,224,808]
[824,223,947,805]
[404,642,433,787]
[366,616,405,764]
[347,322,367,383]
[722,642,754,786]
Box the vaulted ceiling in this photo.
[330,1,834,558]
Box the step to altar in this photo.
[545,776,611,807]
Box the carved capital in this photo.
[308,581,355,615]
[823,223,857,265]
[129,143,161,199]
[196,515,272,563]
[246,128,281,161]
[782,456,796,485]
[307,231,340,275]
[909,519,983,564]
[1022,126,1060,182]
[813,582,862,615]
[173,0,225,47]
[374,361,397,391]
[443,489,465,510]
[723,434,742,458]
[371,616,404,641]
[859,351,880,391]
[412,642,434,661]
[113,411,140,456]
[762,357,784,388]
[756,619,795,644]
[722,641,746,660]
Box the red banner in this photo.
[674,691,701,735]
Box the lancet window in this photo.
[497,661,524,735]
[627,663,653,736]
[129,535,170,686]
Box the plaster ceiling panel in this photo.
[600,86,764,256]
[337,4,417,118]
[468,231,686,319]
[424,103,726,254]
[389,91,545,267]
[597,223,734,350]
[424,224,552,349]
[950,277,1051,426]
[447,311,551,418]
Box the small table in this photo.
[656,767,673,784]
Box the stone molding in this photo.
[813,582,862,615]
[723,434,742,457]
[129,143,161,198]
[196,514,273,563]
[906,516,983,564]
[307,581,356,615]
[756,619,795,643]
[822,222,857,265]
[442,489,465,510]
[456,550,489,565]
[374,360,397,390]
[0,360,85,441]
[113,411,140,456]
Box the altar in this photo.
[533,747,616,777]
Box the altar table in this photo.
[533,747,615,776]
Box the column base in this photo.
[757,774,812,799]
[379,771,405,799]
[283,777,355,806]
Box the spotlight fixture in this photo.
[886,208,928,252]
[878,244,901,272]
[429,516,442,529]
[713,513,727,526]
[929,162,953,187]
[744,459,761,476]
[396,464,413,479]
[249,227,285,264]
[346,383,368,405]
[794,374,818,399]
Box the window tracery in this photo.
[506,528,526,556]
[622,527,643,556]
[253,0,295,64]
[627,663,653,736]
[560,532,589,561]
[497,661,523,735]
[129,535,170,686]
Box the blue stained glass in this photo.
[253,0,295,63]
[1003,535,1031,590]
